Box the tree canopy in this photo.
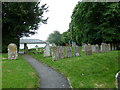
[67,2,120,45]
[2,2,48,52]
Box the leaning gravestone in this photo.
[8,43,18,59]
[85,44,92,55]
[66,46,72,58]
[52,46,59,61]
[74,46,80,56]
[59,46,64,59]
[95,44,100,53]
[92,45,96,52]
[44,44,50,57]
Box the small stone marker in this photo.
[35,45,39,52]
[74,46,80,56]
[59,46,64,59]
[66,46,72,58]
[52,46,59,61]
[44,44,50,57]
[8,43,18,59]
[85,44,92,55]
[95,44,100,53]
[116,71,120,88]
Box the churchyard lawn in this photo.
[28,49,118,88]
[2,54,39,88]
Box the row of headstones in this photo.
[82,43,111,54]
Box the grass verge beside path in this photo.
[2,54,39,88]
[28,50,118,88]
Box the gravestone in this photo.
[108,44,111,51]
[66,46,72,58]
[92,45,96,52]
[44,44,50,57]
[52,46,59,61]
[74,46,80,56]
[72,42,76,47]
[52,43,56,47]
[24,43,28,54]
[82,44,87,51]
[95,44,100,53]
[59,46,64,59]
[100,43,109,52]
[8,43,18,59]
[85,44,92,55]
[35,45,39,52]
[116,71,120,88]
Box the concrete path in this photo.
[22,54,70,88]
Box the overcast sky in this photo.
[22,0,80,41]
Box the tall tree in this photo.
[2,2,48,52]
[47,31,62,45]
[69,2,120,45]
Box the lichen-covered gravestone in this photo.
[8,43,18,59]
[44,44,50,57]
[59,46,64,59]
[52,46,59,61]
[85,44,92,55]
[95,44,100,53]
[66,46,72,58]
[74,46,80,56]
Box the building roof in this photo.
[20,39,46,44]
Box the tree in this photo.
[2,2,48,52]
[47,31,62,45]
[69,2,120,45]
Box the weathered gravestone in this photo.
[8,43,18,59]
[52,46,59,61]
[95,44,100,53]
[66,46,72,58]
[85,44,92,55]
[116,71,120,88]
[59,46,64,59]
[74,46,80,56]
[52,43,56,47]
[101,43,109,52]
[92,45,96,52]
[44,44,50,57]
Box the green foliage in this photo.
[2,2,48,52]
[47,31,62,45]
[69,2,120,45]
[61,31,70,44]
[28,49,118,88]
[2,54,38,88]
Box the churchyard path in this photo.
[22,54,70,88]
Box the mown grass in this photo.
[28,48,118,88]
[2,54,39,88]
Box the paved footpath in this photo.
[22,54,70,88]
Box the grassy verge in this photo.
[2,53,39,88]
[28,49,118,88]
